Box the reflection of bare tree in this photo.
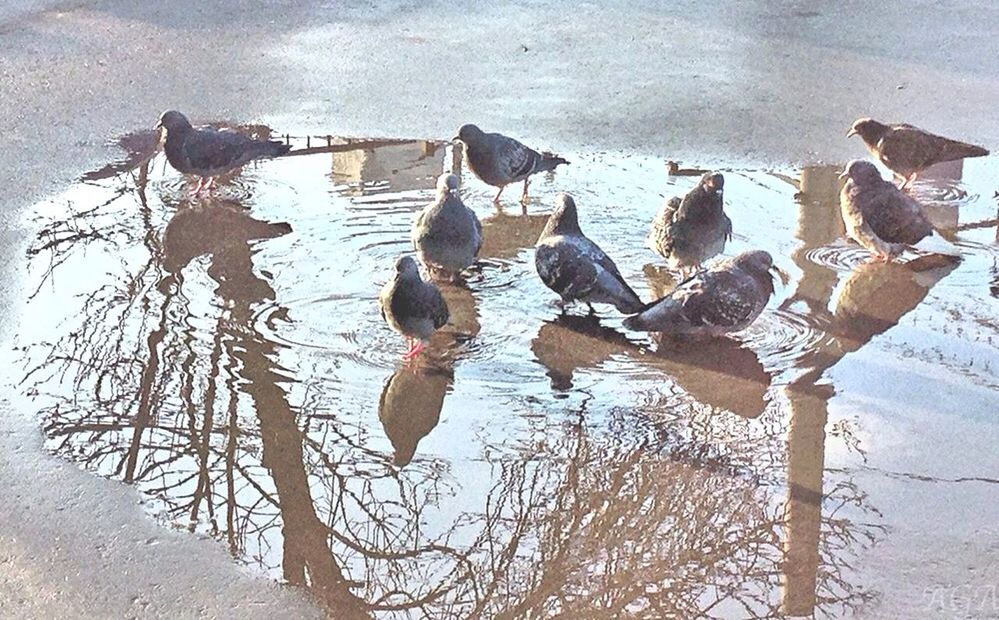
[24,147,892,619]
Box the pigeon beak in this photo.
[771,265,791,286]
[846,128,857,138]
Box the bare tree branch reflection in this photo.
[20,145,896,618]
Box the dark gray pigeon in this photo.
[156,110,291,194]
[847,117,988,189]
[648,172,732,276]
[535,193,644,314]
[380,256,450,360]
[623,250,783,336]
[454,124,568,204]
[839,159,959,262]
[411,173,483,281]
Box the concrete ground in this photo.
[1,1,998,617]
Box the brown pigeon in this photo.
[847,117,988,189]
[838,160,960,261]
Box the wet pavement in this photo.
[12,129,999,617]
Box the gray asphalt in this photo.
[1,1,998,617]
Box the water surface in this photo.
[18,129,999,618]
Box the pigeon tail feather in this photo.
[260,140,292,158]
[913,231,961,257]
[535,152,569,173]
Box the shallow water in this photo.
[17,129,999,618]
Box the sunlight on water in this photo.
[16,128,999,618]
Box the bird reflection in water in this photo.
[377,280,477,467]
[530,313,772,419]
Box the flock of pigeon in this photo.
[154,110,989,360]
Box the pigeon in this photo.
[156,110,291,194]
[623,250,783,336]
[838,159,960,262]
[847,117,988,189]
[411,173,483,281]
[454,124,568,204]
[379,256,450,360]
[535,193,644,313]
[648,172,732,276]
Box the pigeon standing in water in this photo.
[839,159,960,262]
[535,193,644,313]
[156,110,291,195]
[454,124,568,204]
[411,173,482,281]
[847,117,989,189]
[379,256,450,360]
[648,172,732,277]
[623,250,784,337]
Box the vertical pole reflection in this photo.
[778,165,962,615]
[779,165,843,615]
[781,370,829,616]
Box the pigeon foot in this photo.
[402,339,427,361]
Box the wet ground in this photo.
[13,128,999,617]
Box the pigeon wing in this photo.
[491,133,543,182]
[185,128,256,172]
[536,241,599,301]
[880,124,989,173]
[865,184,934,245]
[676,270,758,329]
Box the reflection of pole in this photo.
[781,373,828,616]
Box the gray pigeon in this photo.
[839,159,959,262]
[847,117,988,189]
[411,173,483,281]
[535,193,644,314]
[156,110,291,194]
[379,256,450,360]
[648,172,732,276]
[623,250,783,336]
[454,124,568,204]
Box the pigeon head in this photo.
[394,255,421,278]
[839,159,884,185]
[156,110,193,135]
[846,117,889,143]
[733,250,788,287]
[541,193,582,237]
[436,173,460,194]
[699,172,724,195]
[454,124,484,144]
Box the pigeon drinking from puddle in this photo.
[623,250,783,337]
[411,173,483,281]
[847,117,988,189]
[379,256,450,360]
[535,193,644,313]
[454,123,568,204]
[648,172,732,277]
[156,110,291,195]
[839,159,960,262]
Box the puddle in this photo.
[17,126,999,617]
